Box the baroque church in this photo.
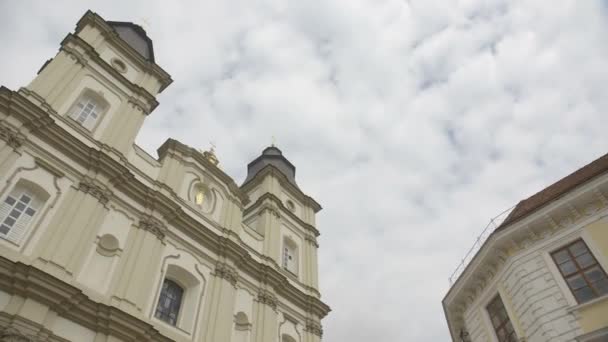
[0,10,329,342]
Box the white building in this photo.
[0,10,330,342]
[443,152,608,342]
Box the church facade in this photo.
[0,10,329,342]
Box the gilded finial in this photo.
[271,135,276,147]
[201,141,219,166]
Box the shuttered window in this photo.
[0,186,42,244]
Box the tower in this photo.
[22,10,172,154]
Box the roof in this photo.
[107,21,155,62]
[497,151,608,230]
[243,146,300,189]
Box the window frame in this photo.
[66,90,109,132]
[154,278,185,327]
[550,239,608,304]
[0,181,48,246]
[486,294,518,342]
[282,238,299,276]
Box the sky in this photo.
[1,0,608,340]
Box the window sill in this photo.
[152,317,192,337]
[567,293,608,313]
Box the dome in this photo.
[242,146,299,188]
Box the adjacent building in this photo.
[0,10,329,342]
[443,153,608,342]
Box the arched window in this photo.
[154,278,184,326]
[0,180,48,244]
[282,238,299,275]
[67,90,108,131]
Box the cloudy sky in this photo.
[2,0,608,340]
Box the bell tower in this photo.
[21,10,172,154]
[241,146,323,291]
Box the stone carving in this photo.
[78,179,110,204]
[214,262,238,286]
[305,319,323,337]
[139,215,167,240]
[0,125,24,149]
[257,289,278,310]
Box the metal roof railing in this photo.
[448,206,515,286]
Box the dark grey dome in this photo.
[243,146,299,188]
[107,21,155,62]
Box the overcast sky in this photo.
[2,0,608,340]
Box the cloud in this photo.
[2,0,608,340]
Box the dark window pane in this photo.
[553,250,571,264]
[576,253,595,268]
[20,195,31,204]
[9,210,21,219]
[15,202,25,211]
[559,260,578,275]
[25,208,36,216]
[567,275,587,290]
[569,241,588,257]
[4,196,16,205]
[573,286,595,303]
[4,217,16,227]
[593,279,608,295]
[492,315,501,328]
[586,267,606,282]
[0,225,9,234]
[154,279,184,326]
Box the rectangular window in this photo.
[551,239,608,303]
[69,95,103,130]
[487,295,518,342]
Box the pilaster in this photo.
[202,262,238,341]
[110,214,165,315]
[35,180,109,278]
[0,124,25,176]
[252,288,279,342]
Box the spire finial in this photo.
[271,135,276,147]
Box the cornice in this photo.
[74,10,173,93]
[0,257,173,342]
[241,164,322,213]
[0,87,331,319]
[244,192,320,238]
[304,319,324,338]
[60,33,159,113]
